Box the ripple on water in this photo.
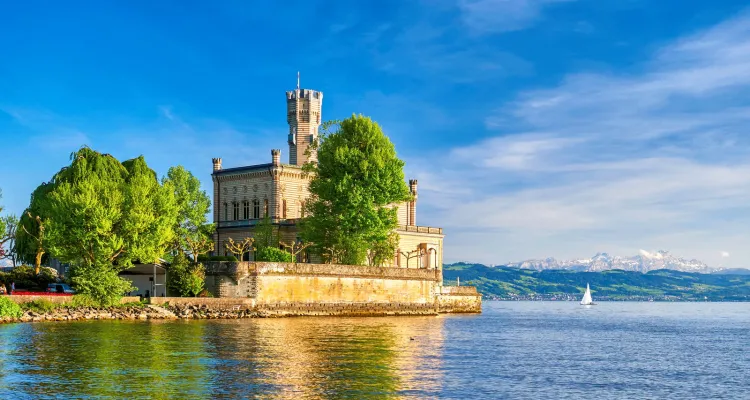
[0,302,748,399]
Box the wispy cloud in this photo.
[457,0,577,35]
[415,11,750,268]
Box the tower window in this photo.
[282,199,287,219]
[233,202,239,221]
[243,201,250,220]
[300,201,305,218]
[223,203,228,221]
[253,199,260,219]
[264,199,269,217]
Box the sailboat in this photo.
[580,283,596,306]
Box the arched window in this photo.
[253,199,260,219]
[223,203,228,221]
[300,201,305,218]
[264,199,269,217]
[282,199,287,219]
[243,200,250,220]
[233,202,239,221]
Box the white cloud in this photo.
[721,251,730,258]
[457,0,576,34]
[413,12,750,268]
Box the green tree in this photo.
[300,115,412,266]
[0,190,19,264]
[162,166,213,261]
[253,216,278,251]
[14,183,55,265]
[29,147,178,306]
[167,251,205,297]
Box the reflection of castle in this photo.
[211,81,444,270]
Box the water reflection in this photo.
[0,316,445,399]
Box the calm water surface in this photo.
[1,302,748,399]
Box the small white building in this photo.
[118,262,167,298]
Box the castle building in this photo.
[211,82,444,271]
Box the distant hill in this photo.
[506,250,716,273]
[443,262,750,301]
[712,268,750,275]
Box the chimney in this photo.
[212,158,222,172]
[409,179,418,226]
[271,149,281,166]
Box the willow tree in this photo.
[14,182,54,265]
[32,147,177,305]
[300,115,412,265]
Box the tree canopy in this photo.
[300,115,411,266]
[19,147,179,305]
[162,166,213,258]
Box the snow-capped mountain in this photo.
[506,250,716,273]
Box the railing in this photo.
[218,218,299,228]
[397,225,443,235]
[440,286,478,295]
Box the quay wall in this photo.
[437,286,482,313]
[197,261,481,316]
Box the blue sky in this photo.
[2,0,750,267]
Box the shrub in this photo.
[0,265,58,291]
[21,299,58,313]
[69,266,133,307]
[69,294,101,308]
[0,297,23,318]
[255,247,294,262]
[167,252,205,297]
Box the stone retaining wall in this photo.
[200,261,481,316]
[440,286,479,295]
[437,293,482,313]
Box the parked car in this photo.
[47,283,75,294]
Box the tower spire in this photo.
[297,71,300,90]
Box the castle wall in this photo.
[197,261,480,316]
[437,286,482,313]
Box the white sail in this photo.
[580,283,593,305]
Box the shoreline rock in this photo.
[0,304,263,324]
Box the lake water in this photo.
[0,301,748,399]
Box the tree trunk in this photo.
[35,250,43,275]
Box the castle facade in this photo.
[211,84,444,272]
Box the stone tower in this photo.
[286,74,323,166]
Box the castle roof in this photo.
[212,162,303,176]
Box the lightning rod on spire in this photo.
[297,71,300,90]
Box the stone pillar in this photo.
[212,157,222,171]
[409,179,418,226]
[272,149,280,166]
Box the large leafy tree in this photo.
[0,189,18,266]
[14,183,55,265]
[162,166,213,261]
[24,147,178,305]
[300,115,412,266]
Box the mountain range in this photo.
[505,250,719,274]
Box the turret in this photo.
[286,73,323,166]
[409,179,418,226]
[271,149,280,166]
[212,157,222,172]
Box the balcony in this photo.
[397,225,443,235]
[218,218,299,229]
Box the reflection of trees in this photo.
[0,316,446,398]
[6,321,210,399]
